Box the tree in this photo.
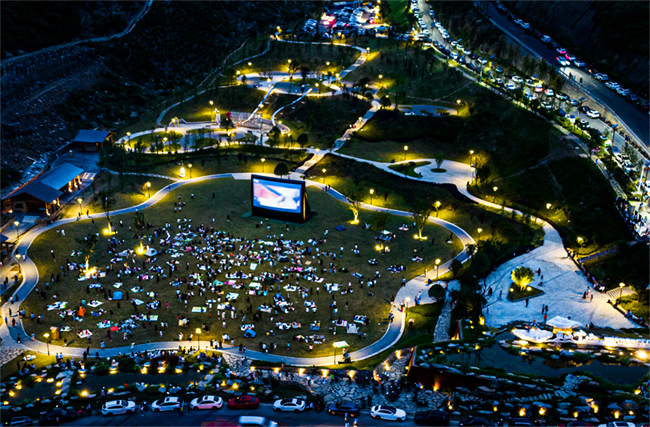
[380,95,392,109]
[450,258,462,278]
[133,211,145,237]
[98,191,115,226]
[435,151,445,169]
[475,164,491,185]
[273,162,289,178]
[300,65,310,84]
[76,233,98,255]
[428,284,446,302]
[348,198,362,223]
[297,133,309,149]
[370,210,392,231]
[411,201,433,239]
[268,126,281,147]
[511,266,534,291]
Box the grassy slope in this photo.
[24,179,461,357]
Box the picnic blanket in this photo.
[97,320,112,329]
[47,302,67,311]
[113,282,123,288]
[77,329,92,339]
[192,307,207,313]
[226,293,239,301]
[354,315,367,324]
[88,301,103,308]
[134,299,144,306]
[250,263,258,271]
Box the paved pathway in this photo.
[0,173,473,365]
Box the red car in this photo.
[227,395,260,410]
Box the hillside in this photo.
[1,1,146,59]
[0,1,317,188]
[504,1,649,95]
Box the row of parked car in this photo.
[494,0,648,111]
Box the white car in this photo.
[506,83,517,91]
[190,395,223,410]
[556,56,570,66]
[371,405,407,421]
[239,416,278,427]
[151,397,184,412]
[511,75,523,84]
[102,400,136,416]
[525,79,534,87]
[594,73,609,81]
[450,52,459,60]
[273,398,306,412]
[616,87,630,96]
[586,109,600,119]
[565,54,576,62]
[544,88,555,97]
[540,101,552,110]
[574,60,586,68]
[597,422,636,427]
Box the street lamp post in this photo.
[77,198,83,215]
[618,283,625,302]
[196,328,201,352]
[435,201,441,217]
[477,228,483,242]
[14,221,19,242]
[546,203,552,217]
[492,186,498,203]
[44,333,50,356]
[469,150,474,165]
[322,169,327,186]
[261,158,266,173]
[435,258,441,279]
[146,182,151,198]
[188,164,193,179]
[369,189,375,205]
[576,237,584,257]
[404,145,408,161]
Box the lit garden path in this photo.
[326,153,636,329]
[0,173,473,366]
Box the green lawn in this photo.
[236,39,360,77]
[23,179,460,357]
[266,93,372,150]
[618,295,649,320]
[308,155,544,259]
[508,284,544,301]
[388,161,431,177]
[57,172,173,218]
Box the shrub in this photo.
[511,266,534,291]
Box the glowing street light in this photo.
[456,99,462,105]
[261,158,266,173]
[434,201,441,217]
[618,283,625,302]
[492,186,498,203]
[13,221,19,241]
[469,149,474,165]
[378,74,383,79]
[322,168,327,186]
[77,198,83,215]
[209,100,214,106]
[576,236,584,256]
[145,182,151,198]
[326,61,330,66]
[435,258,441,278]
[477,228,483,242]
[369,188,375,205]
[188,164,193,179]
[404,145,408,161]
[248,62,252,67]
[44,333,50,355]
[288,59,292,64]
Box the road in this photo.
[416,0,642,161]
[65,404,446,427]
[480,1,649,151]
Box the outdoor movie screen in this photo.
[252,177,303,213]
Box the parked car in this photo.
[228,395,260,410]
[415,410,450,426]
[460,417,493,426]
[544,88,555,96]
[586,109,600,119]
[512,75,523,84]
[3,416,32,426]
[556,92,569,100]
[102,400,137,416]
[190,395,223,410]
[565,54,576,62]
[273,398,306,412]
[510,418,536,426]
[606,81,620,89]
[616,87,630,96]
[506,83,517,91]
[541,35,551,43]
[628,93,638,102]
[594,73,609,81]
[556,56,570,66]
[597,422,636,427]
[370,405,407,421]
[238,416,278,427]
[570,99,579,106]
[327,402,360,417]
[39,409,77,425]
[574,60,586,68]
[151,397,184,412]
[556,47,567,54]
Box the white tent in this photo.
[512,328,553,343]
[346,323,359,334]
[145,247,157,256]
[546,316,583,330]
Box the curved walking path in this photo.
[0,171,473,366]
